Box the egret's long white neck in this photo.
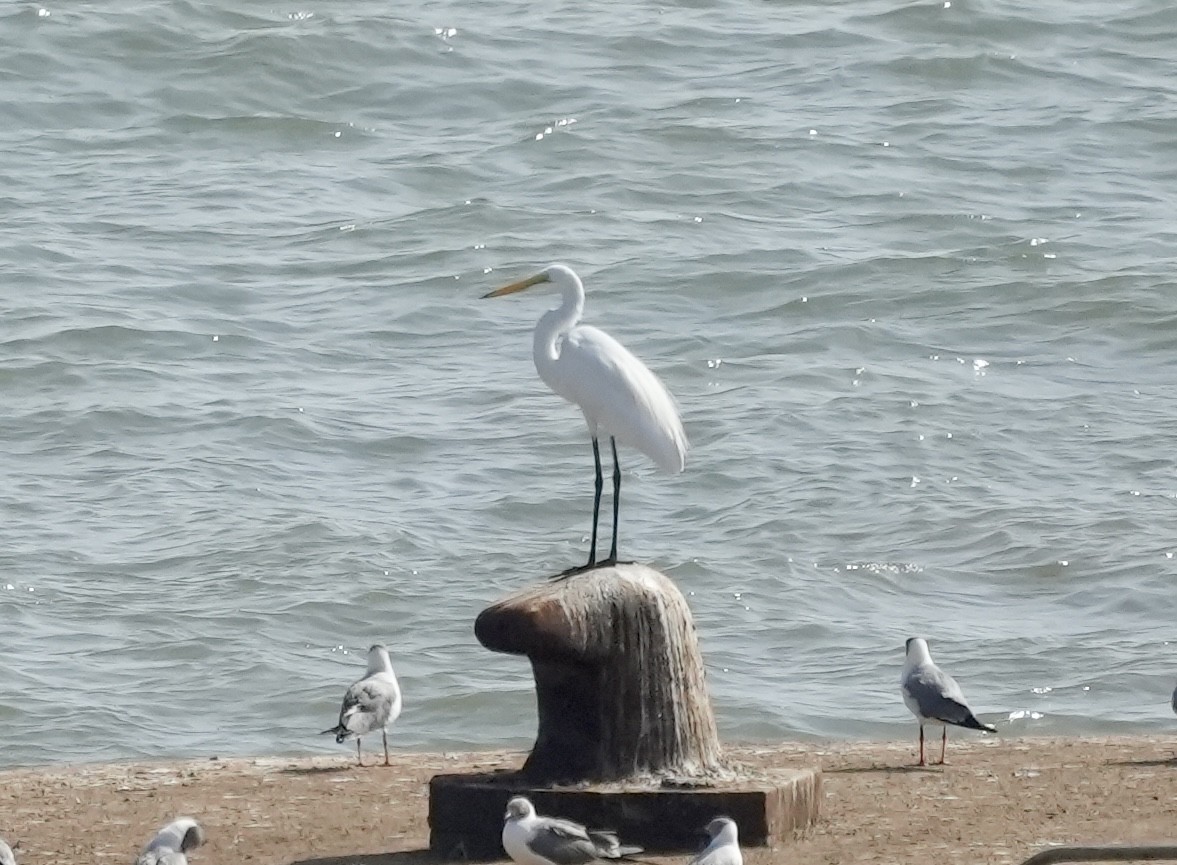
[532,270,585,378]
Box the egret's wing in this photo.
[0,840,15,865]
[526,818,602,865]
[903,664,975,726]
[561,325,687,473]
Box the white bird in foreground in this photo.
[321,644,403,767]
[502,795,642,865]
[688,817,742,865]
[0,838,16,865]
[901,637,997,766]
[484,264,688,574]
[135,818,205,865]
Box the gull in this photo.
[135,818,205,865]
[321,644,402,766]
[502,796,641,865]
[0,838,15,865]
[1171,680,1176,715]
[901,637,996,766]
[688,817,741,865]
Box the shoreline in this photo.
[2,735,1176,865]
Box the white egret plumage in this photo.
[901,637,996,766]
[483,264,688,573]
[321,644,403,766]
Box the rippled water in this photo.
[2,0,1176,768]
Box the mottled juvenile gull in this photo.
[135,817,205,865]
[688,817,741,865]
[321,643,402,767]
[502,796,641,865]
[0,838,15,865]
[901,637,996,766]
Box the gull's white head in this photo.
[504,796,536,822]
[904,637,932,663]
[366,644,393,672]
[704,816,738,843]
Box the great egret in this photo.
[483,264,688,573]
[901,637,996,766]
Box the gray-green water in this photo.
[2,0,1176,767]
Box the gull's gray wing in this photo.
[587,830,641,859]
[136,851,187,865]
[903,664,976,726]
[527,818,604,865]
[339,677,394,732]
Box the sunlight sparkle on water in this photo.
[534,118,577,141]
[1009,709,1044,721]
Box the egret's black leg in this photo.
[556,437,605,578]
[587,436,604,569]
[602,437,620,565]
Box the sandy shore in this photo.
[2,736,1176,865]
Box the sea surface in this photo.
[2,0,1176,769]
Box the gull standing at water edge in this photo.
[483,265,688,575]
[135,818,205,865]
[502,796,642,865]
[901,637,996,766]
[688,817,742,865]
[321,644,402,766]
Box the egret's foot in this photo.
[555,560,596,579]
[554,557,640,579]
